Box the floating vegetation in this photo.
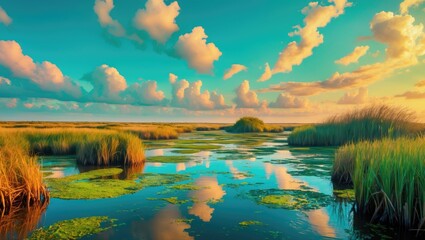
[174,218,194,224]
[248,189,332,210]
[239,220,263,227]
[171,149,201,154]
[29,216,117,240]
[46,168,190,199]
[148,197,190,205]
[168,184,204,190]
[333,189,355,201]
[173,144,222,150]
[147,155,193,163]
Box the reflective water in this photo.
[2,131,419,239]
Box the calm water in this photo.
[5,131,418,239]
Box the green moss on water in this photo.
[147,155,193,163]
[248,189,332,210]
[46,168,190,199]
[239,220,263,227]
[168,183,204,190]
[148,197,190,205]
[174,218,194,224]
[333,189,355,200]
[171,149,201,154]
[29,216,117,240]
[173,144,222,150]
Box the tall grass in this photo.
[125,126,179,140]
[332,137,425,230]
[288,105,415,146]
[0,134,49,215]
[76,132,145,166]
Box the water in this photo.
[4,131,418,239]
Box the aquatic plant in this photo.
[76,132,145,166]
[29,216,117,239]
[239,220,263,227]
[332,137,425,231]
[288,105,415,146]
[0,134,49,215]
[226,117,283,133]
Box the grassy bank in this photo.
[288,105,415,146]
[332,137,425,231]
[226,117,283,133]
[0,134,49,215]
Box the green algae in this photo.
[175,218,194,224]
[147,155,193,163]
[171,149,201,154]
[148,197,190,205]
[239,220,263,227]
[168,183,204,190]
[29,216,117,240]
[248,189,332,210]
[333,189,355,200]
[173,143,222,150]
[46,168,190,199]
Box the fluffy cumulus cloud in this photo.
[0,40,82,96]
[170,74,228,110]
[269,93,309,108]
[335,46,369,66]
[0,6,12,26]
[400,0,425,14]
[234,80,264,108]
[175,27,222,74]
[257,63,272,82]
[133,0,180,43]
[223,64,247,80]
[124,80,165,105]
[83,64,127,102]
[337,87,368,104]
[94,0,143,45]
[261,0,351,82]
[260,10,425,96]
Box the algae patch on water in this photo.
[333,189,355,201]
[248,189,332,210]
[29,216,117,240]
[148,196,190,205]
[239,220,263,227]
[147,155,193,163]
[46,168,190,199]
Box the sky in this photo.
[0,0,425,123]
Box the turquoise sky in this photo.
[0,0,424,122]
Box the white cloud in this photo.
[271,0,351,74]
[0,6,12,26]
[415,79,425,87]
[223,64,247,80]
[0,40,81,95]
[335,46,369,66]
[269,93,309,108]
[395,90,425,99]
[169,73,178,84]
[175,27,222,74]
[260,11,425,96]
[257,63,272,82]
[400,0,425,14]
[94,0,143,45]
[170,76,228,110]
[84,64,127,101]
[337,87,368,104]
[234,80,264,108]
[125,80,165,105]
[133,0,180,43]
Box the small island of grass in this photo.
[226,117,283,133]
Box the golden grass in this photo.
[0,133,49,216]
[332,137,425,231]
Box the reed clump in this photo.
[288,105,415,146]
[226,117,283,133]
[332,137,425,231]
[76,132,145,166]
[0,133,49,216]
[125,126,179,140]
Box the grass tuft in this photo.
[288,105,415,146]
[226,117,283,133]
